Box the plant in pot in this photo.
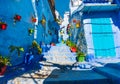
[76,51,86,62]
[32,40,42,54]
[66,40,70,46]
[70,46,77,52]
[0,55,11,75]
[9,45,24,56]
[68,42,77,52]
[66,40,74,47]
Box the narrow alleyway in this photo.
[0,43,120,84]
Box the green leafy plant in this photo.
[77,51,85,56]
[32,40,42,54]
[9,45,24,56]
[28,28,34,36]
[76,51,86,62]
[0,55,11,66]
[66,40,76,47]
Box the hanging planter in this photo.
[0,55,11,75]
[56,19,61,25]
[70,46,77,52]
[0,22,7,30]
[0,64,7,75]
[76,20,80,28]
[73,19,77,23]
[14,15,21,21]
[67,24,71,29]
[51,43,55,46]
[28,28,34,36]
[9,45,24,56]
[32,40,42,54]
[76,23,80,28]
[41,18,46,25]
[32,17,37,23]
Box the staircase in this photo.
[43,43,76,64]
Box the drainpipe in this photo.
[31,0,38,40]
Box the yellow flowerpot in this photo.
[41,19,46,25]
[76,23,80,28]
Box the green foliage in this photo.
[76,51,85,62]
[0,55,11,66]
[32,40,42,54]
[66,40,76,47]
[9,45,24,56]
[77,51,85,57]
[28,28,34,36]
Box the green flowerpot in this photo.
[77,56,85,62]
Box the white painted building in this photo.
[59,12,70,41]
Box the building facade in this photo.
[0,0,59,65]
[69,0,120,58]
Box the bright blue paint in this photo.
[0,0,59,65]
[91,18,116,57]
[55,0,70,18]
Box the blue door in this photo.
[91,18,116,58]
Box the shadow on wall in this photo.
[83,11,120,30]
[111,12,120,30]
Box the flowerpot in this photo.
[73,19,76,23]
[67,24,71,29]
[41,19,46,25]
[14,15,21,21]
[70,47,77,52]
[0,23,7,30]
[32,18,37,23]
[0,65,7,75]
[51,43,55,46]
[76,23,80,28]
[77,56,85,62]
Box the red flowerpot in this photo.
[0,65,7,75]
[73,19,76,23]
[0,23,7,30]
[51,43,55,46]
[67,24,70,29]
[14,15,21,21]
[70,47,77,52]
[32,18,37,23]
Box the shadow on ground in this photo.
[43,69,111,84]
[0,54,44,84]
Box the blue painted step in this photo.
[105,63,120,70]
[93,67,120,83]
[44,70,110,84]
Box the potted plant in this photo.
[66,40,70,46]
[0,55,10,75]
[76,51,86,62]
[70,46,77,52]
[9,45,24,56]
[66,40,74,47]
[32,40,42,54]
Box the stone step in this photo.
[93,67,120,83]
[43,70,110,84]
[44,56,76,62]
[105,63,120,70]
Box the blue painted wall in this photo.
[0,0,59,65]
